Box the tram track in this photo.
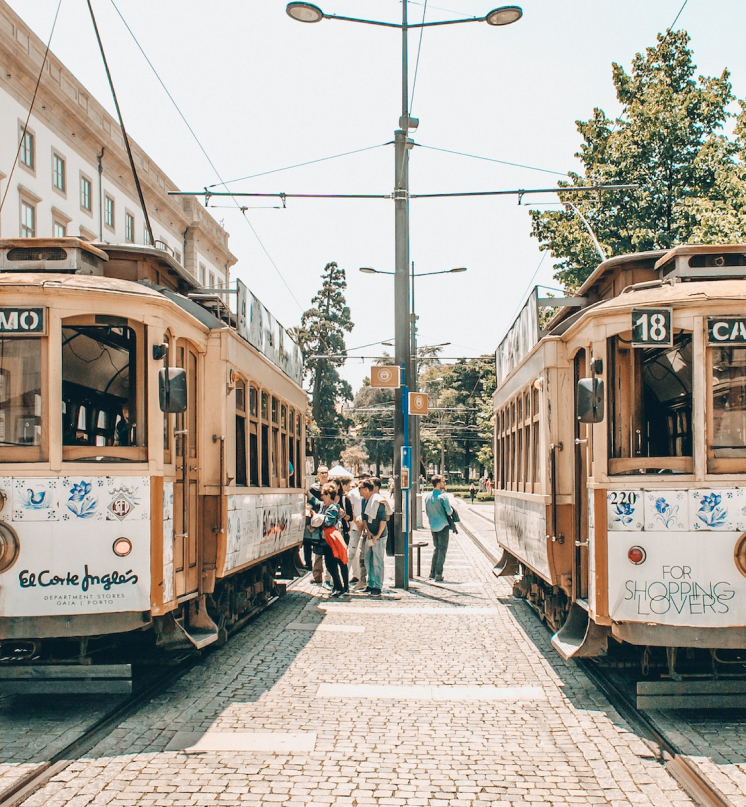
[0,573,307,807]
[457,510,735,807]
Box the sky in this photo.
[9,0,746,394]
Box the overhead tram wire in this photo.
[0,0,62,217]
[108,0,305,312]
[87,0,154,244]
[408,0,429,116]
[415,144,567,177]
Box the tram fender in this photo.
[494,549,520,577]
[551,603,610,660]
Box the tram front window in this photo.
[711,346,746,458]
[0,338,41,446]
[608,333,693,473]
[62,324,142,452]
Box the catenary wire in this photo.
[409,0,429,115]
[108,0,304,311]
[416,143,567,177]
[0,0,62,217]
[212,143,392,188]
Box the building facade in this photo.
[0,1,235,286]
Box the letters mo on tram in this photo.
[0,238,308,682]
[492,244,746,679]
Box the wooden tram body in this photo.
[0,238,306,689]
[493,244,746,687]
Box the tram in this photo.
[493,244,746,693]
[0,238,306,691]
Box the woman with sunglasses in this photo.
[308,482,349,596]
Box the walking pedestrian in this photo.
[469,482,476,504]
[424,474,453,582]
[360,480,387,596]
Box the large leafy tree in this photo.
[351,380,394,477]
[531,30,739,292]
[294,262,353,464]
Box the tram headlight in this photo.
[627,546,646,565]
[113,537,132,557]
[0,523,20,573]
[734,533,746,578]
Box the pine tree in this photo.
[530,30,738,292]
[295,262,353,464]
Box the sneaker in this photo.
[331,589,343,598]
[369,588,382,596]
[311,580,323,585]
[435,575,444,582]
[350,577,359,584]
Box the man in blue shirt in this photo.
[423,475,453,582]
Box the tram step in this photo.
[637,679,746,709]
[0,663,132,694]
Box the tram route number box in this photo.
[631,308,673,347]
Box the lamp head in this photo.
[449,267,467,273]
[286,2,324,22]
[485,5,522,25]
[359,267,378,274]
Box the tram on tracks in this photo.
[0,238,306,691]
[493,243,746,697]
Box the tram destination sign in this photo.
[708,317,746,344]
[0,307,46,335]
[631,308,673,347]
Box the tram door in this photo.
[573,350,590,603]
[173,342,200,598]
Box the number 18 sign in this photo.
[631,308,673,347]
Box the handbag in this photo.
[445,502,460,534]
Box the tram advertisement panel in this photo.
[606,487,746,626]
[0,476,151,616]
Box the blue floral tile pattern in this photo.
[688,488,746,531]
[13,478,59,521]
[61,478,102,521]
[643,490,687,531]
[606,490,643,531]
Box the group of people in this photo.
[303,466,457,594]
[303,466,392,597]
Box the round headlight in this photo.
[0,523,20,572]
[734,533,746,578]
[113,537,132,557]
[628,546,646,565]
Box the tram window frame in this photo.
[61,317,147,462]
[271,395,280,486]
[532,384,541,487]
[0,336,46,462]
[162,333,172,465]
[261,390,270,487]
[607,332,693,475]
[249,384,259,487]
[288,409,296,487]
[234,376,248,487]
[280,403,288,487]
[708,345,746,473]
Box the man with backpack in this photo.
[424,475,453,582]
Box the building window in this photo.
[104,195,115,230]
[53,153,65,192]
[20,200,35,238]
[19,128,34,170]
[125,212,134,242]
[209,271,215,289]
[80,175,92,212]
[53,221,67,237]
[199,263,206,285]
[144,225,151,245]
[174,250,181,264]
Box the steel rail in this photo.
[457,508,734,807]
[0,573,307,807]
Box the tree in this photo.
[530,30,739,292]
[294,262,354,464]
[340,444,369,475]
[352,380,394,477]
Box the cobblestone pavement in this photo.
[9,500,700,807]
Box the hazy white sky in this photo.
[10,0,746,391]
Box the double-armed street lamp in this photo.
[287,1,522,589]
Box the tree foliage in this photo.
[530,30,741,292]
[352,377,394,477]
[294,262,353,464]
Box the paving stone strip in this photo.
[11,506,702,807]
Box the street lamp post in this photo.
[288,1,522,589]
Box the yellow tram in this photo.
[493,244,746,695]
[0,238,306,691]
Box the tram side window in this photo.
[249,385,259,487]
[710,346,746,466]
[261,391,270,487]
[62,325,143,452]
[0,338,41,446]
[608,333,692,472]
[235,378,247,487]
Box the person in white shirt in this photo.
[346,480,365,586]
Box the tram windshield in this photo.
[62,324,142,451]
[608,333,693,473]
[0,338,41,446]
[711,346,746,458]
